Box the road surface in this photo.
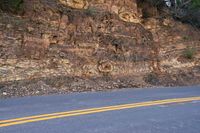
[0,86,200,133]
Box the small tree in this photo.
[162,0,200,27]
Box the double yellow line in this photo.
[1,96,200,128]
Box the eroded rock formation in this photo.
[0,0,200,98]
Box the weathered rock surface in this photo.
[59,0,141,23]
[0,0,200,98]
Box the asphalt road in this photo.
[0,86,200,133]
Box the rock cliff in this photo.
[0,0,200,98]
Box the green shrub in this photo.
[84,7,97,16]
[183,47,196,59]
[183,36,190,40]
[0,0,24,13]
[191,0,200,8]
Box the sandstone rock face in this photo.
[0,0,200,98]
[0,0,154,83]
[59,0,89,9]
[59,0,141,23]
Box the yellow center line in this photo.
[0,96,200,128]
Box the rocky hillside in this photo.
[0,0,200,98]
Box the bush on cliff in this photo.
[0,0,24,13]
